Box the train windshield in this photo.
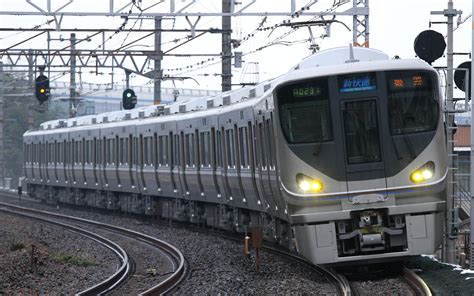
[277,78,333,144]
[342,99,382,164]
[386,71,438,135]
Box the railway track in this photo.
[0,191,432,295]
[0,200,187,295]
[337,264,432,296]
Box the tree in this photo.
[2,72,66,187]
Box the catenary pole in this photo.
[154,16,162,105]
[221,0,232,92]
[69,33,77,118]
[470,0,474,271]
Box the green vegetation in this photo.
[9,241,25,251]
[2,72,67,187]
[53,254,95,267]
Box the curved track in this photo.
[337,265,432,296]
[0,206,130,295]
[0,199,186,295]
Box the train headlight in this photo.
[296,173,323,193]
[410,161,435,184]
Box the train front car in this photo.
[274,47,447,265]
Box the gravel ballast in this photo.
[406,255,474,295]
[0,195,338,294]
[0,212,117,294]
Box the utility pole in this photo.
[432,0,462,264]
[221,0,232,92]
[27,50,35,130]
[0,62,4,188]
[470,0,474,271]
[70,33,77,118]
[154,16,162,104]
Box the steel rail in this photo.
[0,206,130,295]
[0,200,186,295]
[403,267,432,296]
[262,245,352,296]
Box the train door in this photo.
[340,98,387,194]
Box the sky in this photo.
[0,0,472,94]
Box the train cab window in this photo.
[200,131,211,167]
[386,71,438,135]
[185,133,194,167]
[158,135,168,167]
[342,100,381,164]
[277,77,333,144]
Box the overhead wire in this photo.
[164,0,347,79]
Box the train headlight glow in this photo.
[296,173,323,193]
[410,161,435,184]
[298,180,311,191]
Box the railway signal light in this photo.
[122,88,137,110]
[454,61,471,101]
[414,30,446,65]
[35,74,50,103]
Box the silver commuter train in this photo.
[23,46,447,265]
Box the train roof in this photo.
[27,46,435,136]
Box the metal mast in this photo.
[69,33,77,118]
[154,16,162,104]
[221,0,232,92]
[432,0,462,264]
[470,0,474,271]
[353,0,369,47]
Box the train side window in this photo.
[159,135,168,167]
[238,127,249,169]
[79,140,83,165]
[106,139,111,165]
[127,136,132,166]
[119,138,125,165]
[200,131,211,168]
[153,133,158,166]
[63,141,67,165]
[54,142,57,165]
[266,118,275,170]
[52,143,55,164]
[185,133,194,168]
[45,142,48,164]
[174,134,181,168]
[258,122,267,169]
[71,140,76,165]
[140,135,146,166]
[216,130,222,168]
[84,140,88,165]
[147,136,152,166]
[143,136,148,166]
[225,129,235,168]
